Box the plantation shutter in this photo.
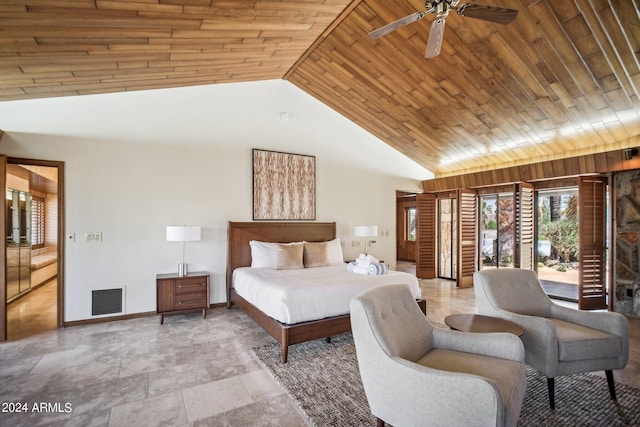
[31,196,45,249]
[578,176,607,310]
[416,193,436,279]
[457,189,477,288]
[517,182,535,270]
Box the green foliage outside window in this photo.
[407,207,416,241]
[539,218,579,262]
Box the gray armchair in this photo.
[473,268,629,409]
[350,284,527,427]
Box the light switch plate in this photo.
[85,232,102,242]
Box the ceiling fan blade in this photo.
[457,3,518,25]
[368,11,426,40]
[425,17,446,58]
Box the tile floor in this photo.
[1,268,639,426]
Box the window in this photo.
[406,207,417,241]
[31,196,45,249]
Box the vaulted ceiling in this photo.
[1,0,639,177]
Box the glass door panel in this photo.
[537,188,579,292]
[498,194,515,268]
[438,198,457,279]
[480,195,497,269]
[480,193,515,269]
[6,189,31,301]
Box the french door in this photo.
[438,198,456,279]
[479,192,515,269]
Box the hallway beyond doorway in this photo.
[7,279,57,341]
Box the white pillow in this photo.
[249,240,304,268]
[249,240,278,268]
[326,238,344,265]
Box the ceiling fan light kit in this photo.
[369,0,518,59]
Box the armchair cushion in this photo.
[417,348,525,411]
[551,318,622,361]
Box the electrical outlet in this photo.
[351,241,361,247]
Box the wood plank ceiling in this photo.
[1,0,639,177]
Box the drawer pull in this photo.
[177,299,206,304]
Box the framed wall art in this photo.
[252,149,316,220]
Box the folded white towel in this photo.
[349,260,387,275]
[367,263,389,275]
[348,261,373,274]
[357,253,379,264]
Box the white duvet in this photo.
[232,264,420,324]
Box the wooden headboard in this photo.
[226,221,337,305]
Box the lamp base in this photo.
[178,263,189,277]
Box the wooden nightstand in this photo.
[156,271,210,324]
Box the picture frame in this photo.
[252,149,316,220]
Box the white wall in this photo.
[0,133,422,322]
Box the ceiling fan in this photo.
[368,0,518,58]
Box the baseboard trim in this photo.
[63,311,156,327]
[62,302,227,328]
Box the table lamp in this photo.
[354,225,378,255]
[166,225,201,276]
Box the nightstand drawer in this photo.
[175,295,208,309]
[175,278,207,295]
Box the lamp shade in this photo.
[166,226,201,242]
[354,225,378,237]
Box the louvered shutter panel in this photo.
[578,176,607,310]
[416,193,436,279]
[517,183,535,270]
[457,189,477,288]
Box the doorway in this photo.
[2,158,64,341]
[479,193,515,269]
[396,191,417,262]
[437,198,457,279]
[536,187,579,301]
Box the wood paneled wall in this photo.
[422,144,640,193]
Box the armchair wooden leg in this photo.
[376,417,385,427]
[547,377,555,410]
[605,370,617,400]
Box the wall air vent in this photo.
[92,288,123,316]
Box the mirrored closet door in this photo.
[6,189,31,302]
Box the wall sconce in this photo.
[166,225,201,276]
[354,225,378,255]
[624,148,638,160]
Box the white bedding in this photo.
[232,264,420,324]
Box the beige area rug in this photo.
[252,334,640,427]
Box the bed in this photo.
[226,221,424,362]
